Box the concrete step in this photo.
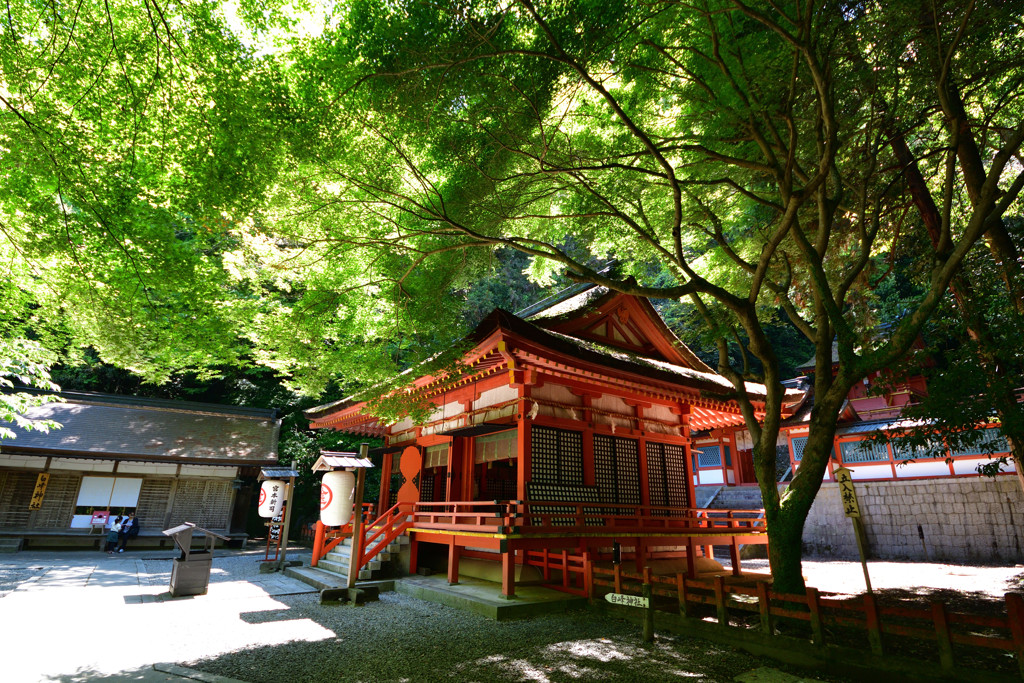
[317,558,375,580]
[0,538,23,553]
[705,486,764,510]
[284,565,396,594]
[323,547,393,564]
[321,555,383,574]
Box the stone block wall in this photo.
[803,477,1024,563]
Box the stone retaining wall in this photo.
[803,476,1024,563]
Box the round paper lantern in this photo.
[258,479,286,518]
[320,470,356,527]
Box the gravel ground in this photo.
[185,591,817,683]
[177,552,846,683]
[4,548,1021,682]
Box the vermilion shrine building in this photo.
[307,287,799,597]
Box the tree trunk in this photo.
[755,384,847,593]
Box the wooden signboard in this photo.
[28,473,49,510]
[833,466,872,593]
[605,592,650,609]
[833,466,861,518]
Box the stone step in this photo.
[320,553,382,571]
[0,538,23,554]
[337,533,409,548]
[316,558,374,581]
[284,565,396,595]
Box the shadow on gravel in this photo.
[182,594,840,683]
[42,665,171,682]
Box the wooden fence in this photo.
[591,564,1024,680]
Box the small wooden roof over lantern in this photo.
[311,450,374,473]
[259,467,300,481]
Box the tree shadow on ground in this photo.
[182,593,838,683]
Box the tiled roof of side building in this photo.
[0,389,280,465]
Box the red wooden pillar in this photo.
[501,547,516,598]
[311,520,325,567]
[447,540,460,585]
[517,390,532,502]
[447,437,462,503]
[380,451,394,516]
[408,537,419,575]
[729,535,741,576]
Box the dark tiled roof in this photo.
[0,391,280,465]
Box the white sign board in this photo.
[605,593,649,609]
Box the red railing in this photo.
[523,549,591,596]
[355,502,416,573]
[402,500,519,532]
[520,502,767,538]
[315,500,768,573]
[311,503,376,568]
[591,565,1024,679]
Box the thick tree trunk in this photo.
[753,388,846,593]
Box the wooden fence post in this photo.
[864,592,884,656]
[932,601,955,672]
[584,552,594,599]
[676,573,688,618]
[713,576,729,627]
[1005,593,1024,679]
[643,568,654,643]
[756,581,773,636]
[806,587,824,646]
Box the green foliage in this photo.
[0,338,61,440]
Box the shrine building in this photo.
[306,286,802,597]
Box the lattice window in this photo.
[419,471,435,502]
[136,479,173,530]
[696,445,722,468]
[892,437,946,460]
[0,471,35,527]
[593,435,640,505]
[530,426,583,485]
[485,474,517,501]
[790,437,808,462]
[169,479,233,530]
[950,427,1011,457]
[388,473,402,507]
[526,482,601,526]
[663,444,689,509]
[839,439,891,463]
[33,473,80,528]
[790,436,838,463]
[646,442,689,513]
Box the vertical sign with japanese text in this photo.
[29,473,49,510]
[833,466,860,518]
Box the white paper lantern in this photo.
[320,470,356,527]
[258,479,286,518]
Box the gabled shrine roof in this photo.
[0,390,281,465]
[307,286,804,433]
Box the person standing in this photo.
[106,516,122,554]
[117,512,139,552]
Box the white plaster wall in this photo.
[118,461,178,475]
[895,460,950,478]
[475,384,520,409]
[0,454,46,468]
[49,458,114,472]
[803,477,1024,563]
[178,465,237,478]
